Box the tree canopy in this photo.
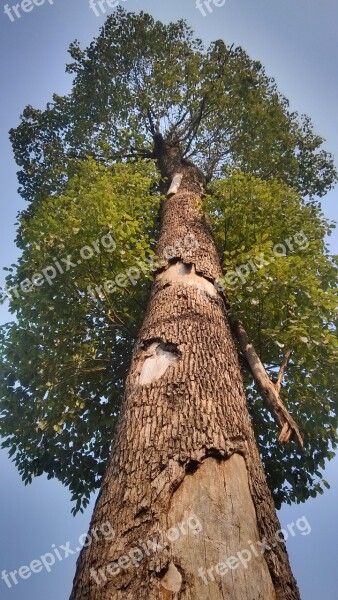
[1,8,337,513]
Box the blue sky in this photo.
[0,0,337,598]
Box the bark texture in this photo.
[70,139,300,600]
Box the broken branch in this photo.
[275,349,292,394]
[229,318,303,447]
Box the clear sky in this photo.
[0,0,337,598]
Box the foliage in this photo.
[10,8,336,211]
[0,160,160,514]
[2,9,337,511]
[205,171,338,506]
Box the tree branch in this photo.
[167,108,190,139]
[68,147,153,163]
[275,349,292,394]
[229,317,303,447]
[181,96,207,155]
[155,114,161,134]
[146,107,156,136]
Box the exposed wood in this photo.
[137,342,179,385]
[167,173,183,198]
[157,262,217,297]
[166,455,276,599]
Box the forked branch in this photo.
[229,318,303,447]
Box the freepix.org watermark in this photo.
[87,232,199,301]
[214,231,309,292]
[90,514,203,587]
[197,515,311,585]
[3,0,54,22]
[1,521,115,589]
[196,0,227,17]
[0,231,116,302]
[89,0,127,17]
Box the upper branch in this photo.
[275,349,292,394]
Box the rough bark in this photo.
[70,137,300,600]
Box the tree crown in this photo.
[2,9,337,512]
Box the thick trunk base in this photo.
[165,454,276,599]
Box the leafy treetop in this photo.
[10,7,336,213]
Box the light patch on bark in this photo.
[160,562,183,598]
[167,173,183,197]
[138,342,179,385]
[166,454,276,599]
[157,262,217,297]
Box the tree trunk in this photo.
[70,138,300,600]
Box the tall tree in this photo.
[2,8,338,599]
